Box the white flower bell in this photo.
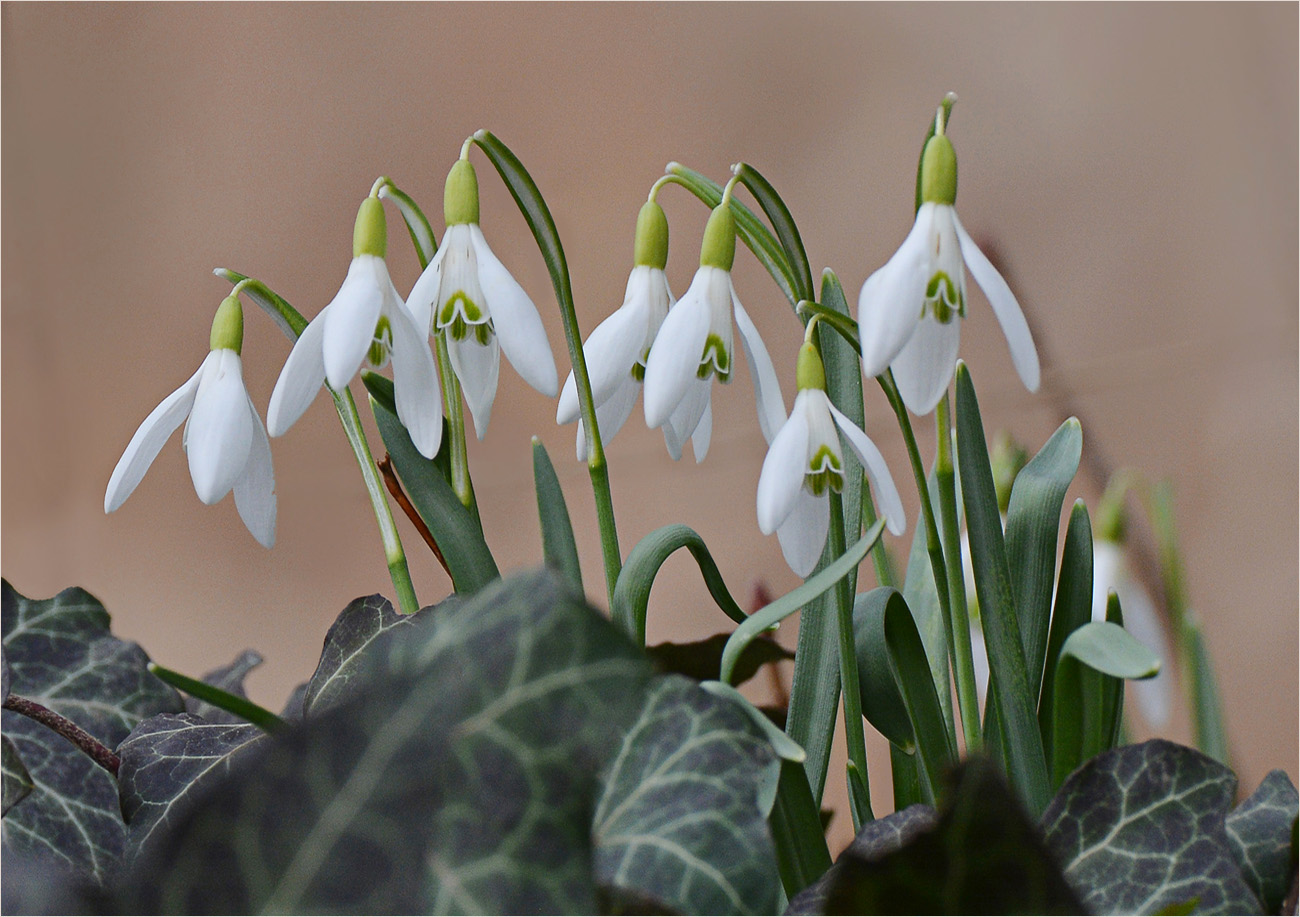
[267,195,443,458]
[756,340,905,576]
[642,200,786,461]
[858,103,1040,415]
[406,158,558,440]
[556,200,676,460]
[105,294,276,547]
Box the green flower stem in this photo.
[860,479,897,589]
[332,386,419,616]
[936,392,982,752]
[148,663,287,733]
[877,371,958,746]
[434,332,476,511]
[828,490,874,828]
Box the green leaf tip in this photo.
[352,196,387,258]
[633,199,669,269]
[444,158,480,226]
[700,203,736,271]
[208,294,244,354]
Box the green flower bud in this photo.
[444,159,480,226]
[920,134,958,206]
[795,341,826,392]
[633,200,669,269]
[209,294,244,354]
[990,430,1028,514]
[1096,474,1131,544]
[352,196,387,258]
[699,204,736,271]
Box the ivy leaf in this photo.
[824,757,1083,914]
[116,713,267,867]
[1,736,33,816]
[184,649,263,724]
[592,675,781,915]
[1225,770,1299,914]
[300,593,405,718]
[646,634,792,685]
[117,569,654,914]
[784,804,938,915]
[1,581,182,883]
[1042,739,1260,915]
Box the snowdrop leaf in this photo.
[825,757,1082,915]
[0,581,182,883]
[1004,417,1082,701]
[116,713,267,868]
[1,736,33,816]
[955,364,1050,815]
[852,588,913,752]
[797,298,861,356]
[735,162,813,303]
[117,569,655,914]
[899,464,955,733]
[1225,770,1299,914]
[532,438,583,592]
[665,162,798,306]
[215,268,307,340]
[1042,740,1260,915]
[611,524,748,645]
[182,649,263,724]
[379,182,437,268]
[1037,501,1094,768]
[593,675,781,916]
[818,271,868,564]
[366,373,500,593]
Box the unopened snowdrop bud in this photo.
[633,200,669,269]
[920,133,958,206]
[699,203,736,271]
[990,431,1028,515]
[209,294,244,354]
[444,158,481,226]
[1096,474,1130,544]
[353,196,387,258]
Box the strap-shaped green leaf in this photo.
[768,759,834,899]
[364,375,499,593]
[955,362,1049,814]
[853,588,913,752]
[214,268,307,340]
[610,525,747,646]
[531,438,582,593]
[1004,418,1082,699]
[720,519,885,686]
[797,299,861,355]
[1050,615,1160,787]
[1037,500,1093,762]
[378,183,437,268]
[664,162,798,306]
[735,162,814,303]
[900,465,955,729]
[881,588,957,804]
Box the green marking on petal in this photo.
[806,445,844,496]
[925,271,964,323]
[630,361,646,382]
[438,291,491,342]
[697,333,731,381]
[367,314,393,368]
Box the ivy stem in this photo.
[332,387,420,616]
[936,392,982,752]
[877,370,959,746]
[3,694,119,776]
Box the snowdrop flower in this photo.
[756,339,906,576]
[268,194,442,458]
[858,101,1040,415]
[642,196,786,462]
[105,294,275,547]
[407,157,558,440]
[556,200,678,460]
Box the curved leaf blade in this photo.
[735,162,813,303]
[214,269,307,340]
[1037,500,1094,764]
[378,183,437,268]
[532,438,583,592]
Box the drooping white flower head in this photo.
[1093,534,1172,729]
[557,200,676,460]
[642,201,786,462]
[406,158,558,440]
[858,105,1040,415]
[267,195,443,458]
[756,340,905,576]
[105,294,276,547]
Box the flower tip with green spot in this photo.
[633,200,669,269]
[920,134,958,205]
[209,294,244,354]
[795,342,825,392]
[699,204,736,271]
[444,158,481,226]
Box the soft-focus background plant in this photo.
[3,4,1295,853]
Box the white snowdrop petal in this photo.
[233,398,277,548]
[558,301,646,425]
[186,351,256,505]
[953,212,1040,393]
[691,398,712,464]
[828,400,906,536]
[756,400,809,535]
[322,256,386,391]
[732,294,786,445]
[104,361,205,513]
[405,242,448,337]
[388,301,444,459]
[268,307,329,437]
[858,213,931,378]
[643,276,711,429]
[891,311,961,415]
[448,334,500,440]
[470,225,558,397]
[777,488,830,578]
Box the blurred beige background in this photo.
[4,4,1296,852]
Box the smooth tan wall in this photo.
[4,4,1296,852]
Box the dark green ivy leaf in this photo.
[1,581,182,883]
[300,593,407,717]
[1041,739,1260,915]
[645,634,792,686]
[592,675,781,915]
[1,735,33,816]
[118,569,654,914]
[1225,770,1299,914]
[184,649,263,724]
[825,758,1083,915]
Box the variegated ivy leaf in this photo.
[1225,770,1299,914]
